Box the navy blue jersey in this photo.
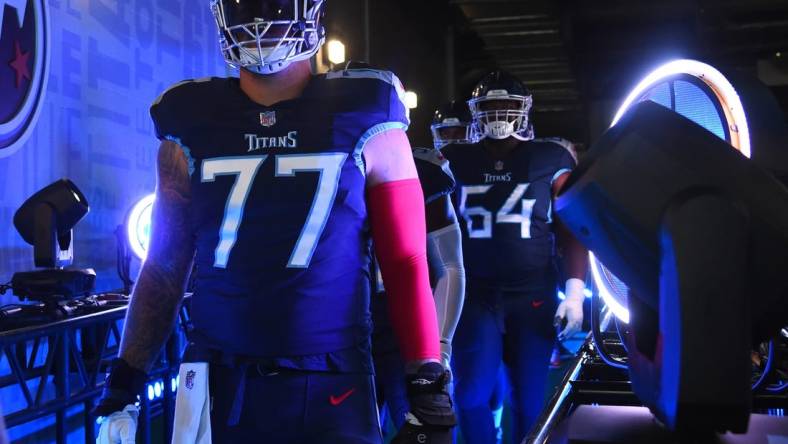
[412,147,456,204]
[150,69,409,361]
[442,138,576,290]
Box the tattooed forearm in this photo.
[119,140,195,372]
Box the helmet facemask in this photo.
[431,118,478,149]
[468,92,534,141]
[211,0,326,75]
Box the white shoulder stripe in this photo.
[326,69,409,114]
[325,68,396,85]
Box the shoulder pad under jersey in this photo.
[533,137,578,164]
[412,147,456,203]
[150,77,229,142]
[323,68,410,130]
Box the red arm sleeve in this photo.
[368,179,441,362]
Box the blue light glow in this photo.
[557,288,593,301]
[147,385,155,401]
[127,194,155,260]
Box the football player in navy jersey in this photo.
[443,71,588,444]
[93,2,455,443]
[372,99,469,433]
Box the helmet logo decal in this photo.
[486,89,510,97]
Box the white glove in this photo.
[97,404,138,444]
[554,278,585,341]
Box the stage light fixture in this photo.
[591,59,753,324]
[556,100,788,432]
[11,179,95,301]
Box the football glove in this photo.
[93,359,146,444]
[554,278,585,341]
[392,362,456,444]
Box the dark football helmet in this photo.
[211,0,327,74]
[430,101,477,149]
[468,71,534,141]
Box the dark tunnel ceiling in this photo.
[451,0,788,142]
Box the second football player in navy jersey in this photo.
[443,71,588,444]
[372,144,466,432]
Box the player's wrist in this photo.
[439,341,452,370]
[93,358,147,417]
[404,358,442,375]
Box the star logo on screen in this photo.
[0,0,50,159]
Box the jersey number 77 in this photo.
[201,153,348,269]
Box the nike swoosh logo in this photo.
[329,388,356,406]
[532,300,545,308]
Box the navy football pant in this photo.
[209,364,382,444]
[452,290,556,444]
[371,292,410,430]
[373,346,409,430]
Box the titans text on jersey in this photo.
[245,131,299,151]
[443,138,576,290]
[149,69,409,369]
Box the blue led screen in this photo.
[639,78,727,142]
[0,3,225,440]
[0,0,227,296]
[673,80,726,141]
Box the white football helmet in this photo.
[211,0,326,75]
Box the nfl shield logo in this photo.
[494,160,505,171]
[185,370,196,390]
[259,111,276,127]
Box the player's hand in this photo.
[93,358,146,444]
[96,404,138,444]
[554,278,585,341]
[392,362,456,444]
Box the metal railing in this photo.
[0,298,190,444]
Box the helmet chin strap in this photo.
[239,44,296,75]
[485,121,515,139]
[482,123,534,141]
[245,60,293,75]
[480,114,534,141]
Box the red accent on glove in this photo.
[368,179,441,362]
